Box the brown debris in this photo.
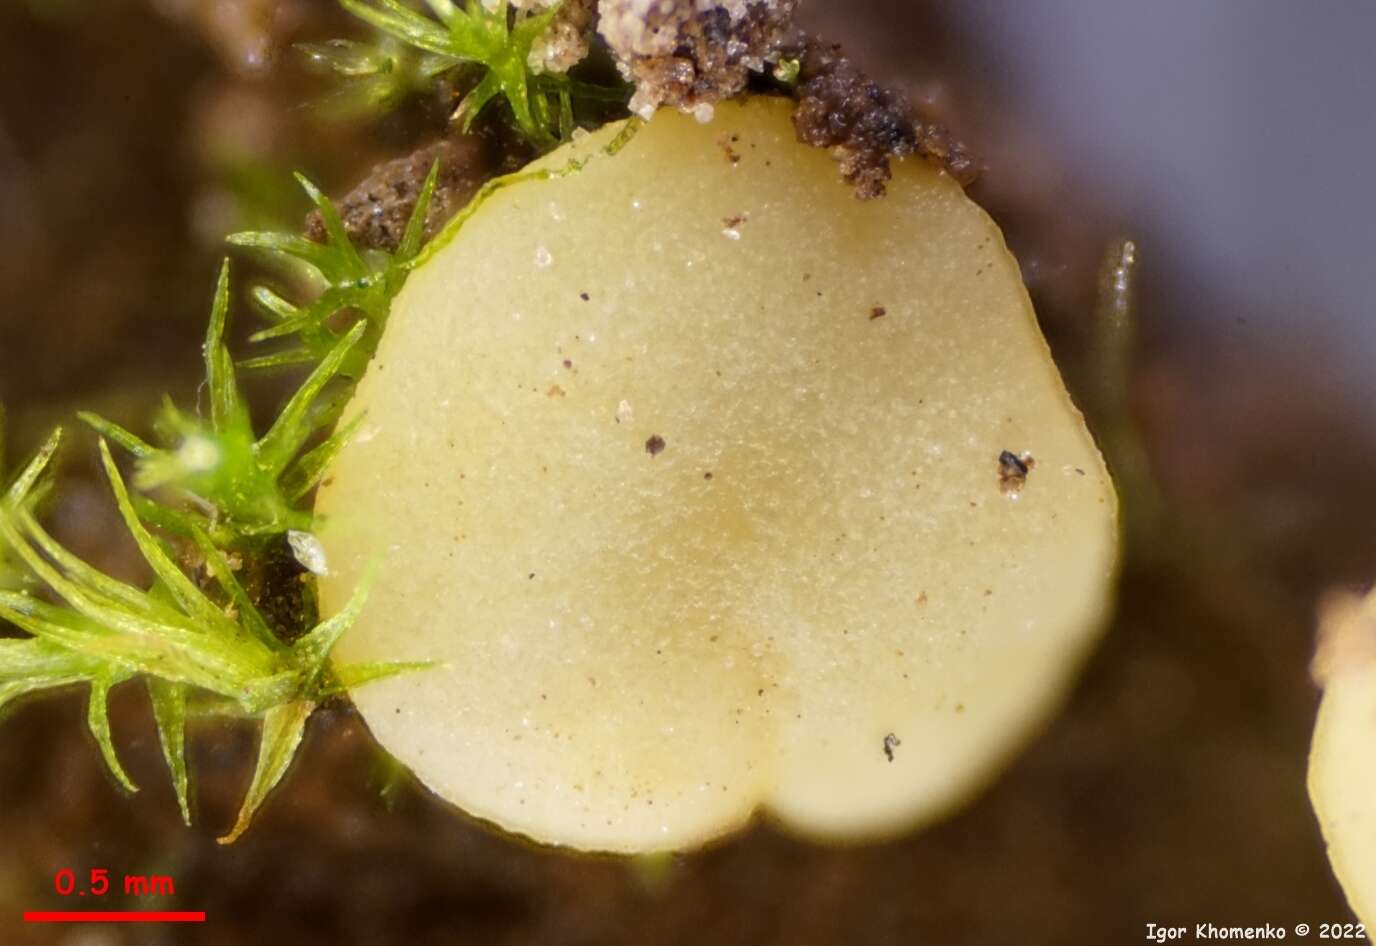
[304,137,499,253]
[869,306,887,320]
[315,6,978,220]
[318,8,977,217]
[998,450,1036,494]
[599,0,799,119]
[199,533,315,645]
[645,434,666,457]
[717,132,742,164]
[529,0,597,74]
[790,39,979,198]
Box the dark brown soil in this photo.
[303,122,537,253]
[789,37,978,197]
[304,138,490,253]
[602,0,799,120]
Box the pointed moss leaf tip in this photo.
[397,158,441,262]
[219,699,314,844]
[147,676,192,825]
[205,259,241,432]
[291,561,373,680]
[87,674,138,793]
[5,427,62,506]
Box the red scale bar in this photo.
[25,911,205,923]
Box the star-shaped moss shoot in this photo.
[0,431,429,842]
[81,167,439,545]
[317,98,1119,853]
[339,0,587,150]
[1309,587,1376,928]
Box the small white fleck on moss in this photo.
[177,435,221,473]
[287,530,330,576]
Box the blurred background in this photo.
[2,1,1374,942]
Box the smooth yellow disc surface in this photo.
[318,98,1117,852]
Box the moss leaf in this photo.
[87,674,138,793]
[146,676,192,824]
[219,699,314,844]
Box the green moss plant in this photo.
[330,0,627,150]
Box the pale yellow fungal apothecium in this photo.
[1309,587,1376,936]
[317,98,1118,853]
